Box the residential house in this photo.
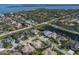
[15,23,22,29]
[43,30,57,39]
[25,20,35,25]
[21,43,35,54]
[66,41,79,51]
[12,21,23,29]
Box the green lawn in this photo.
[32,48,43,55]
[74,50,79,55]
[3,42,13,48]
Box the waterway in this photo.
[44,26,79,41]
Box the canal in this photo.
[44,26,79,41]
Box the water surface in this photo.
[0,4,79,13]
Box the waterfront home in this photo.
[66,41,79,51]
[43,30,57,39]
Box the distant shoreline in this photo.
[0,4,79,13]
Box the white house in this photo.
[43,30,57,39]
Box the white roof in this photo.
[66,50,74,55]
[43,30,52,37]
[43,30,57,39]
[0,48,5,52]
